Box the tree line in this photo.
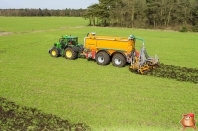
[83,0,198,32]
[0,8,86,17]
[0,0,198,32]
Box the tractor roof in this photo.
[62,35,78,39]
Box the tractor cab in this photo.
[60,35,78,46]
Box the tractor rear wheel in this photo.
[64,47,77,60]
[96,52,110,65]
[112,53,126,67]
[50,48,59,57]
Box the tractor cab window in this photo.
[60,38,66,44]
[59,38,67,48]
[68,38,78,45]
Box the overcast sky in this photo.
[0,0,99,9]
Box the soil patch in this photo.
[0,31,13,36]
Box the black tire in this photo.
[64,47,77,60]
[96,52,110,65]
[50,48,59,57]
[112,53,126,67]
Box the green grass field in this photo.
[0,17,198,131]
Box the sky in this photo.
[0,0,99,9]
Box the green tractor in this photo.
[49,35,83,59]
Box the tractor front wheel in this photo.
[64,48,77,60]
[50,48,59,57]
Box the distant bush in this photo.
[180,26,188,32]
[192,24,198,32]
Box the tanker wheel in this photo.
[50,48,59,57]
[96,52,110,65]
[64,48,77,60]
[112,53,126,67]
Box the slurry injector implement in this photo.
[128,36,159,74]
